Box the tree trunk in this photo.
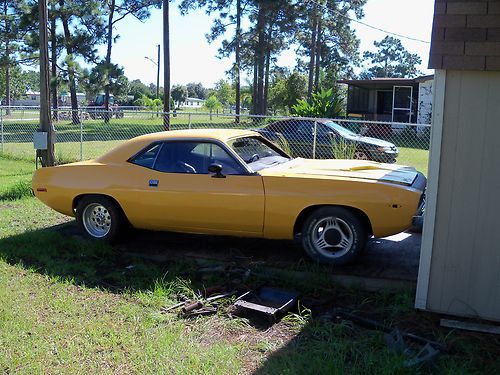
[104,0,115,123]
[313,15,322,93]
[5,44,10,116]
[263,48,271,116]
[39,0,55,166]
[59,0,79,124]
[307,5,318,99]
[256,5,266,115]
[50,10,58,121]
[252,57,257,115]
[235,0,241,123]
[163,0,170,130]
[3,1,11,115]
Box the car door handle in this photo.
[149,179,159,187]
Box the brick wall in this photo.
[429,0,500,70]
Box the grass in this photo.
[398,147,429,175]
[0,156,35,200]
[0,157,498,373]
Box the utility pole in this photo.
[145,45,160,99]
[156,44,160,100]
[39,0,55,166]
[163,0,170,130]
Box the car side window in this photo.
[130,143,162,169]
[281,121,297,134]
[316,123,332,137]
[153,141,245,175]
[297,121,313,135]
[267,121,286,133]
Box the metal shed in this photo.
[415,0,500,323]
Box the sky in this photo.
[105,0,435,88]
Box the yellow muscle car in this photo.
[32,129,426,265]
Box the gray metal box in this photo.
[33,132,48,150]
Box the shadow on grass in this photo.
[0,222,198,293]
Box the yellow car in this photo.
[32,129,426,265]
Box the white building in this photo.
[180,97,205,109]
[11,91,86,106]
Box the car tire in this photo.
[76,195,124,242]
[301,207,367,265]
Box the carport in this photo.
[415,0,500,323]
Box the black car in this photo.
[257,119,399,163]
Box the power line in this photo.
[305,0,431,44]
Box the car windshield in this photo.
[228,136,290,171]
[324,121,359,137]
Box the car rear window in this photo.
[130,143,162,169]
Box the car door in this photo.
[285,120,314,158]
[125,140,265,236]
[314,123,337,159]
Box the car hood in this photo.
[259,158,419,186]
[344,134,396,148]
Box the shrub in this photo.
[331,135,357,160]
[291,88,345,118]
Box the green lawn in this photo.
[398,147,429,175]
[0,156,35,200]
[0,157,498,373]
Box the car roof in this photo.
[96,129,259,163]
[268,118,331,126]
[133,128,259,143]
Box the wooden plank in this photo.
[440,319,500,335]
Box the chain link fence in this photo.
[0,106,431,175]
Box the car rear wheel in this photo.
[301,207,367,265]
[76,196,123,242]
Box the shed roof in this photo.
[337,75,434,89]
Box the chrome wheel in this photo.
[82,203,112,238]
[310,217,354,259]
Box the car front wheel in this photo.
[76,195,123,242]
[301,207,367,265]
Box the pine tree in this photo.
[362,36,422,78]
[0,0,33,114]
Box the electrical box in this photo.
[34,132,48,150]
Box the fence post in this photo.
[0,107,3,154]
[188,113,192,129]
[79,110,83,161]
[312,120,317,159]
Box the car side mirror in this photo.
[208,163,225,178]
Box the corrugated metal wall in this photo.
[426,70,500,322]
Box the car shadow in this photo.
[57,221,421,281]
[0,218,422,297]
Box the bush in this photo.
[291,88,345,118]
[331,136,357,160]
